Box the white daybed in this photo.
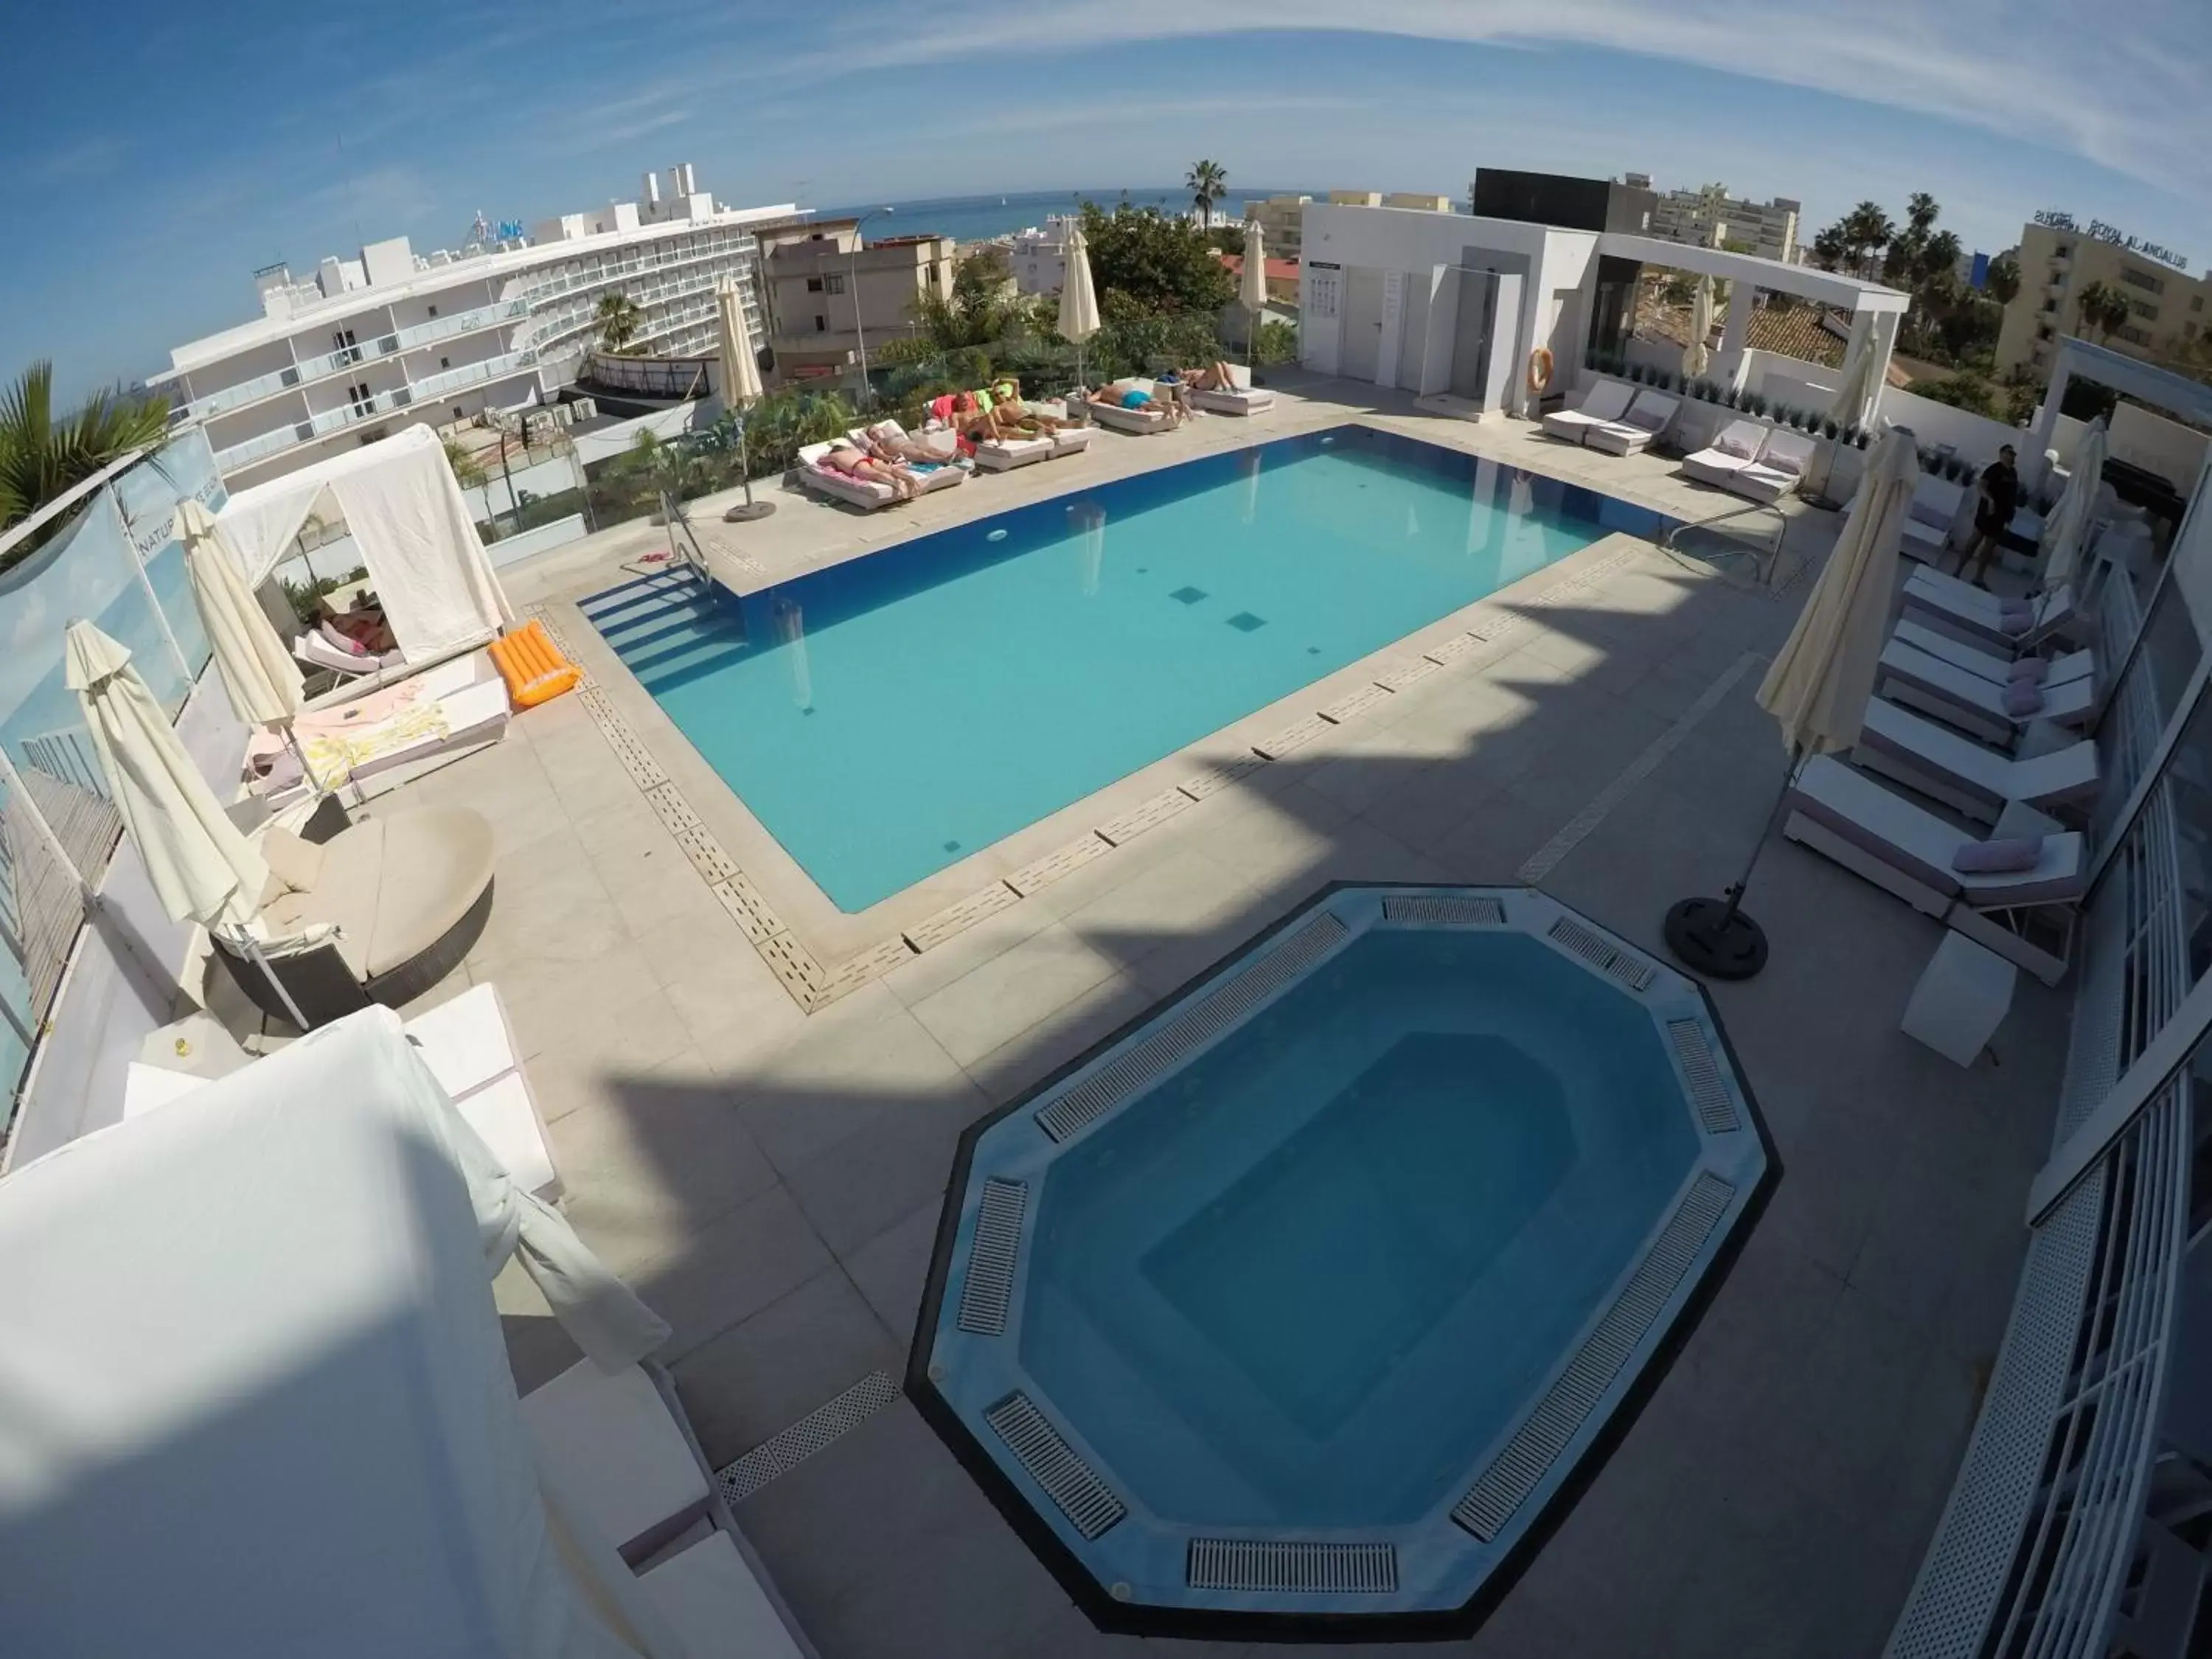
[1876,638,2096,745]
[1541,380,1633,445]
[1854,697,2100,824]
[1585,391,1680,456]
[794,439,965,509]
[1681,419,1772,488]
[1185,364,1276,416]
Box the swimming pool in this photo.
[912,886,1771,1635]
[582,425,1671,912]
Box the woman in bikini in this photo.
[820,440,919,500]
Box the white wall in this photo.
[2111,403,2211,490]
[571,402,710,465]
[1876,386,2024,467]
[1295,206,1598,414]
[488,513,588,566]
[2162,455,2212,644]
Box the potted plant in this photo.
[1823,418,1840,441]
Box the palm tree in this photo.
[1809,226,1848,272]
[594,293,645,354]
[1905,192,1940,239]
[1841,201,1895,281]
[1186,160,1228,232]
[1,361,171,543]
[2076,279,2132,344]
[1984,254,2021,307]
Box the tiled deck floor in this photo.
[379,381,2060,1657]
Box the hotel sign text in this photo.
[2034,210,2189,272]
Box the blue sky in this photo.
[3,0,2205,400]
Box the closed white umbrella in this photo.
[178,499,303,730]
[1058,224,1101,389]
[65,621,268,932]
[1665,428,1921,979]
[715,276,773,522]
[1829,317,1880,434]
[1682,274,1714,380]
[2040,416,2107,591]
[715,276,763,406]
[1239,218,1270,361]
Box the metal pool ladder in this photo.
[1660,498,1791,591]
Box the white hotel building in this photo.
[154,164,799,489]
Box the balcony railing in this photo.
[181,298,529,422]
[213,347,538,471]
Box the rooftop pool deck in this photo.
[354,375,2067,1658]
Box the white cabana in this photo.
[0,1010,681,1658]
[218,425,514,664]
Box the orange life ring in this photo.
[1526,346,1555,394]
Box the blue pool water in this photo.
[917,888,1770,1624]
[1022,928,1695,1527]
[585,425,1669,911]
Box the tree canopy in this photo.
[1,361,172,553]
[1079,202,1235,319]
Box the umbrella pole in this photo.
[723,413,774,523]
[224,925,313,1033]
[1662,745,1801,981]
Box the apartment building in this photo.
[154,164,796,488]
[757,223,956,383]
[1644,180,1801,264]
[1994,213,2210,382]
[1007,216,1079,295]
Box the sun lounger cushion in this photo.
[521,1360,711,1558]
[1789,755,2086,907]
[1954,837,2045,874]
[1714,427,1759,459]
[296,630,406,676]
[2002,682,2044,716]
[1543,382,1633,443]
[1858,698,2100,811]
[1910,501,1952,531]
[641,1533,807,1659]
[2009,658,2047,684]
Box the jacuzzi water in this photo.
[914,888,1770,1632]
[582,425,1672,911]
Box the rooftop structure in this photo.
[755,222,956,385]
[1472,167,1657,236]
[14,187,2212,1659]
[1994,213,2210,386]
[155,164,799,489]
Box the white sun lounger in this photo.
[296,627,407,678]
[1784,754,2081,984]
[1585,391,1680,456]
[1728,430,1815,503]
[1088,380,1177,432]
[641,1531,809,1659]
[795,439,966,509]
[1680,419,1771,488]
[1854,697,2100,824]
[1541,379,1633,445]
[1877,639,2096,745]
[1892,619,2094,690]
[1185,364,1276,415]
[1902,569,2079,650]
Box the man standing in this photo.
[1958,444,2020,587]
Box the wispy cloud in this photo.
[806,0,2212,201]
[25,136,127,186]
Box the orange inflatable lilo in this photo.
[489,620,582,709]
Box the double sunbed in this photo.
[1541,380,1677,454]
[1683,420,1816,504]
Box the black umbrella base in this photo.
[1664,895,1770,981]
[724,501,776,522]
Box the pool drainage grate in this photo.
[1033,911,1349,1144]
[1452,1172,1736,1542]
[1666,1019,1742,1135]
[1380,894,1506,927]
[715,1370,900,1506]
[987,1394,1126,1540]
[1186,1539,1399,1594]
[956,1179,1028,1335]
[1545,914,1657,992]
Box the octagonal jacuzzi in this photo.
[910,886,1772,1638]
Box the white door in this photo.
[1340,268,1385,383]
[1304,263,1343,375]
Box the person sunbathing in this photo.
[330,602,397,655]
[819,441,919,500]
[1183,360,1240,391]
[1092,378,1180,426]
[859,426,957,470]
